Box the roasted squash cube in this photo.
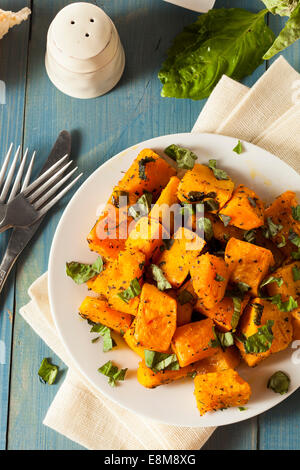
[79,297,132,333]
[123,319,145,358]
[137,359,204,389]
[149,176,180,233]
[219,184,264,230]
[197,294,250,332]
[176,280,198,326]
[134,283,177,352]
[236,298,293,367]
[177,163,234,209]
[156,228,205,288]
[197,346,241,372]
[125,217,168,263]
[190,253,229,310]
[194,369,251,415]
[266,262,300,300]
[225,238,274,296]
[291,306,300,340]
[118,148,176,198]
[171,318,216,367]
[205,213,244,243]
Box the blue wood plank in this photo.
[0,0,30,450]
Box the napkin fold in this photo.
[20,56,300,450]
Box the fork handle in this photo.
[0,248,17,294]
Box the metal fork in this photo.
[0,154,82,232]
[0,144,36,221]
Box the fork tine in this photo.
[22,154,68,196]
[36,173,82,218]
[0,145,21,202]
[0,143,13,189]
[21,150,36,191]
[26,160,73,203]
[33,167,78,210]
[7,148,29,202]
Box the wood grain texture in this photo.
[0,0,30,450]
[2,0,299,450]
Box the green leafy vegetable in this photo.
[251,302,264,325]
[118,278,141,303]
[98,361,127,387]
[177,289,194,305]
[263,3,300,59]
[219,214,231,227]
[238,406,248,411]
[289,230,300,248]
[66,256,103,284]
[231,296,242,331]
[277,235,286,248]
[260,276,283,290]
[209,327,235,350]
[292,205,300,221]
[144,350,179,372]
[111,190,128,208]
[267,370,290,394]
[164,144,197,169]
[292,250,300,260]
[38,358,58,385]
[263,217,283,239]
[128,192,152,220]
[236,281,251,294]
[292,265,300,281]
[198,217,213,241]
[158,8,274,100]
[244,229,257,243]
[233,140,243,154]
[139,157,155,180]
[239,320,274,354]
[261,0,298,16]
[90,323,116,352]
[215,273,225,282]
[150,264,172,291]
[268,294,298,312]
[204,198,220,212]
[208,159,229,180]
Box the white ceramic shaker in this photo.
[45,2,125,99]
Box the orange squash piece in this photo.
[118,148,176,198]
[134,283,177,352]
[220,184,264,230]
[291,306,300,340]
[266,262,300,300]
[177,163,234,210]
[123,319,145,358]
[197,294,250,332]
[171,318,216,367]
[225,238,274,296]
[176,280,198,326]
[79,297,132,334]
[149,176,180,234]
[125,217,168,264]
[156,227,205,288]
[264,191,300,258]
[190,253,229,310]
[205,213,244,243]
[137,359,203,389]
[236,298,293,367]
[194,369,251,415]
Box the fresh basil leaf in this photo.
[188,371,197,379]
[208,159,229,181]
[164,144,197,169]
[277,235,286,248]
[144,350,179,372]
[158,9,274,100]
[236,281,251,294]
[150,264,172,291]
[244,229,257,243]
[263,217,283,238]
[231,296,242,331]
[263,3,300,59]
[292,265,300,281]
[204,198,220,212]
[260,276,283,289]
[251,302,264,326]
[261,0,298,16]
[138,157,155,180]
[98,361,127,387]
[118,278,141,303]
[38,358,58,385]
[219,214,231,227]
[209,326,234,350]
[292,250,300,260]
[233,140,243,154]
[111,190,128,208]
[267,370,290,395]
[128,192,153,220]
[268,294,298,312]
[90,323,116,352]
[177,289,194,305]
[215,273,225,282]
[288,230,300,248]
[198,217,213,241]
[240,319,274,354]
[292,205,300,221]
[238,406,248,411]
[66,256,104,284]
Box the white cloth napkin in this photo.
[20,56,300,450]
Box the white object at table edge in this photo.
[164,0,216,13]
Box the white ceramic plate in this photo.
[48,133,300,427]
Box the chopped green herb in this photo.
[244,229,256,243]
[128,192,153,220]
[38,358,58,385]
[164,144,197,170]
[204,198,220,212]
[208,159,229,180]
[260,276,283,290]
[264,217,283,239]
[268,294,298,312]
[98,361,127,387]
[209,327,234,350]
[66,256,104,284]
[118,278,141,303]
[292,265,300,282]
[231,296,242,331]
[219,214,231,227]
[277,235,286,248]
[90,323,116,352]
[251,302,264,326]
[198,217,213,241]
[178,289,194,305]
[150,264,172,291]
[267,371,290,395]
[236,281,250,294]
[111,190,128,208]
[144,350,179,372]
[138,157,155,180]
[292,205,300,222]
[239,320,274,354]
[215,273,225,282]
[188,371,197,379]
[289,230,300,248]
[233,140,243,155]
[291,250,300,260]
[238,407,247,411]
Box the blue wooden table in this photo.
[0,0,299,450]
